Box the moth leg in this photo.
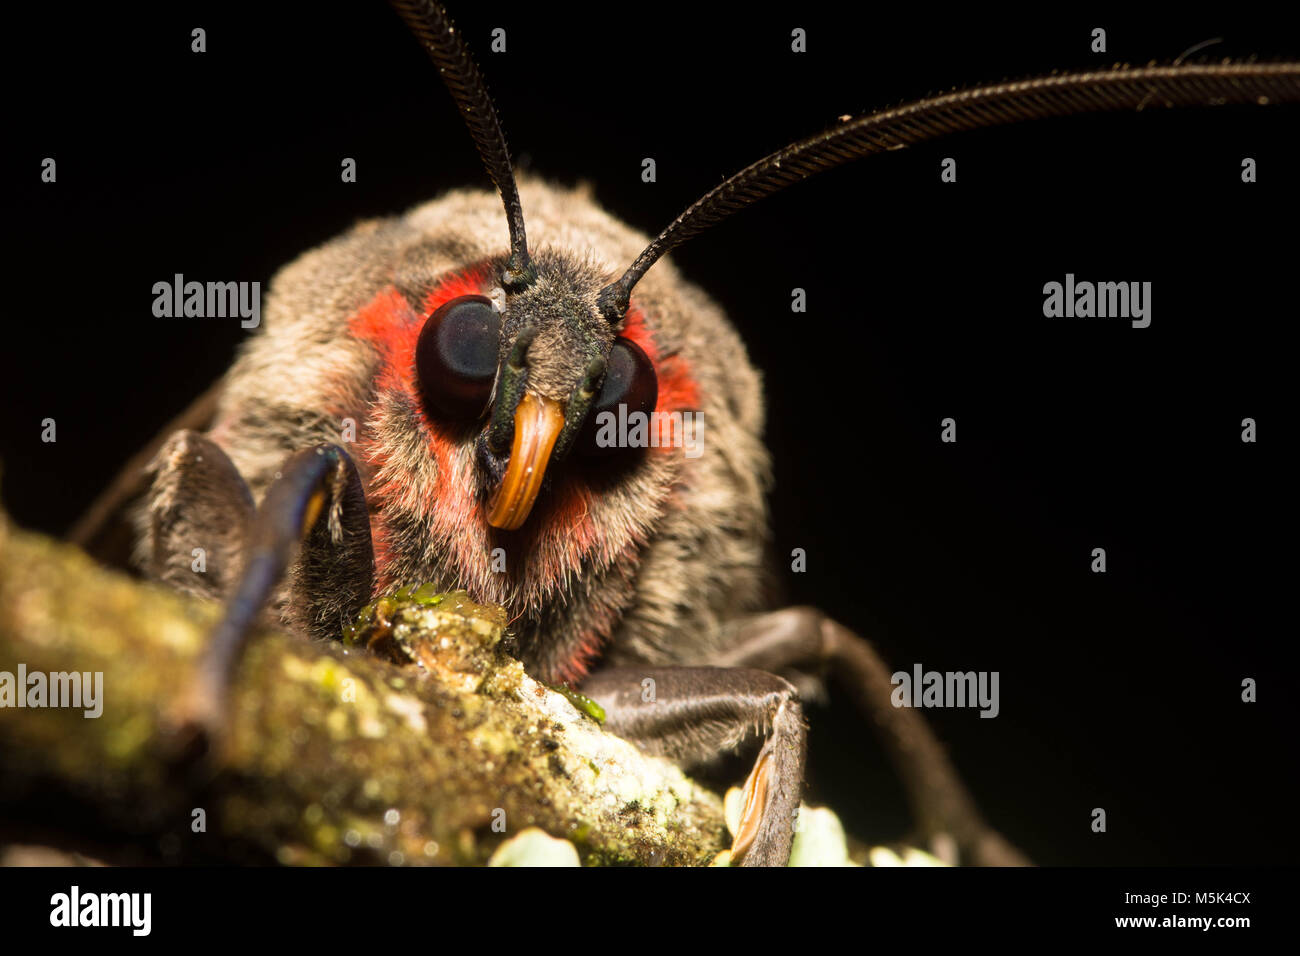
[579,666,806,867]
[73,380,224,565]
[707,607,1027,866]
[172,444,374,750]
[141,430,255,600]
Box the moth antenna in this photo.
[391,0,536,289]
[597,60,1300,322]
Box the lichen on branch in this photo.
[0,514,729,865]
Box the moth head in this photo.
[411,251,657,531]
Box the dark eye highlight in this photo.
[577,338,658,456]
[415,295,501,420]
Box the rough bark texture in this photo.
[0,513,729,865]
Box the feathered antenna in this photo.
[597,61,1300,323]
[391,0,536,289]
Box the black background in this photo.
[3,2,1296,866]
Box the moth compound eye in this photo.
[577,338,658,456]
[416,294,502,420]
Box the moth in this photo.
[70,1,1299,866]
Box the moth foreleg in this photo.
[141,430,255,600]
[579,666,806,867]
[171,444,374,752]
[709,607,1028,866]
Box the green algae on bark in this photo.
[0,516,729,865]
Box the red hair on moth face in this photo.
[347,266,495,587]
[344,265,701,604]
[348,264,495,420]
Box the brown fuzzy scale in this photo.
[191,178,772,684]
